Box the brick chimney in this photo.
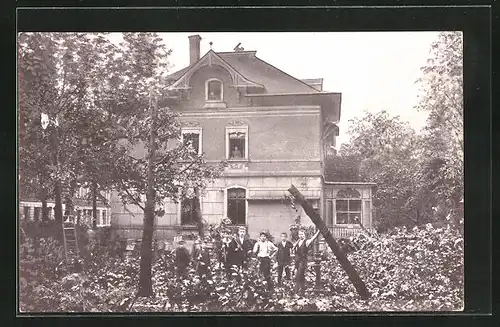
[188,34,202,66]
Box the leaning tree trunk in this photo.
[288,185,370,300]
[138,89,157,297]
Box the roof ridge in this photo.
[252,55,320,93]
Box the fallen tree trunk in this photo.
[288,184,370,299]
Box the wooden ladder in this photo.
[62,216,80,262]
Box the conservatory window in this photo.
[335,188,362,225]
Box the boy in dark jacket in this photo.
[228,226,253,271]
[276,232,293,285]
[293,228,320,295]
[192,239,211,277]
[174,236,191,278]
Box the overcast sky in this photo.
[114,32,440,146]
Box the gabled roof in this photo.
[165,50,320,94]
[167,50,264,91]
[218,51,320,94]
[300,78,323,91]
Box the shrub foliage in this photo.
[19,223,463,312]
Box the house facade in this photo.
[111,35,375,240]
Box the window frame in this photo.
[205,78,224,102]
[224,186,247,226]
[180,196,201,226]
[334,188,362,226]
[181,127,203,156]
[225,125,249,160]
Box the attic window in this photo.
[206,79,223,102]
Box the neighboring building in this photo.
[111,34,375,240]
[19,187,111,226]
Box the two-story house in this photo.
[111,34,375,240]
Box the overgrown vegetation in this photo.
[19,222,463,312]
[339,31,463,232]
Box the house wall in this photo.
[112,175,321,240]
[177,109,321,162]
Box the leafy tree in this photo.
[340,110,424,231]
[18,33,66,224]
[19,33,130,227]
[415,31,464,224]
[109,33,226,297]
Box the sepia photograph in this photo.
[18,31,464,313]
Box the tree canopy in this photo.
[339,31,464,231]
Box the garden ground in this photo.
[19,222,463,312]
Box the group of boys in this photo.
[174,226,321,294]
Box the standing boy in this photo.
[293,228,321,295]
[253,232,278,290]
[220,229,234,277]
[192,238,211,277]
[276,232,293,286]
[229,226,253,271]
[174,236,191,279]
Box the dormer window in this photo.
[206,79,223,102]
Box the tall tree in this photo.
[111,33,225,297]
[340,110,423,231]
[18,33,64,224]
[19,33,127,228]
[415,31,464,224]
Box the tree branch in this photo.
[119,180,145,211]
[177,155,203,176]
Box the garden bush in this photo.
[19,222,463,312]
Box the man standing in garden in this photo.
[253,232,278,291]
[293,228,320,295]
[229,226,253,271]
[276,232,293,286]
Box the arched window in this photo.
[336,188,362,225]
[227,187,246,225]
[206,79,223,102]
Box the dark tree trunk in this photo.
[41,193,49,223]
[92,181,98,228]
[53,181,63,224]
[64,180,77,220]
[49,127,63,226]
[288,184,370,300]
[138,89,157,298]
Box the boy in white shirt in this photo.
[253,232,278,290]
